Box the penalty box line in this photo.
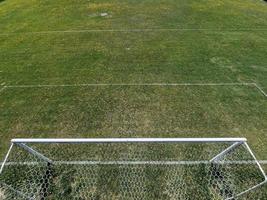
[4,82,255,87]
[0,86,7,93]
[253,83,267,98]
[1,28,267,36]
[3,82,267,98]
[0,81,7,94]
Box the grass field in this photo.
[0,0,267,198]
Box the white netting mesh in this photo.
[0,141,266,200]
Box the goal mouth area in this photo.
[1,138,266,200]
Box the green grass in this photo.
[0,0,267,195]
[0,0,267,32]
[0,31,267,86]
[0,86,266,158]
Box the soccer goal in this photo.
[0,138,266,200]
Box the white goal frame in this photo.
[1,138,267,200]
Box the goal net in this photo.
[0,138,266,200]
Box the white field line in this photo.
[1,160,267,166]
[1,28,267,35]
[253,83,267,97]
[0,86,7,93]
[5,82,267,98]
[5,82,255,88]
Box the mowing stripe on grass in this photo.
[1,28,267,35]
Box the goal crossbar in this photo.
[11,137,247,143]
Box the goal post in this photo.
[1,138,266,200]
